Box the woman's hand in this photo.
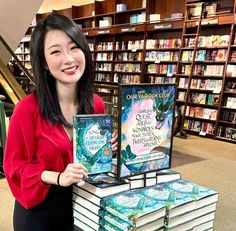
[59,163,88,187]
[111,130,118,157]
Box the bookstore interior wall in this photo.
[15,0,236,143]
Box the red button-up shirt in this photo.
[4,93,105,209]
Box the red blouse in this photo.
[3,93,105,209]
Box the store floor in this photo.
[0,135,235,231]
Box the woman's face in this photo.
[44,29,86,85]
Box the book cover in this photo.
[165,179,218,209]
[141,183,196,218]
[101,188,166,228]
[118,84,175,178]
[73,114,113,174]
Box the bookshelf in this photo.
[180,0,236,143]
[13,0,236,142]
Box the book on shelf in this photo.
[74,173,130,198]
[73,114,113,175]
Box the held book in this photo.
[74,173,130,198]
[73,114,113,174]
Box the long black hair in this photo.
[30,13,94,127]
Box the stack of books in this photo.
[72,178,218,230]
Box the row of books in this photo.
[115,52,142,61]
[120,74,141,84]
[195,49,226,62]
[224,81,236,92]
[114,63,141,73]
[96,42,113,51]
[178,78,189,89]
[96,49,226,63]
[115,40,144,50]
[183,35,230,48]
[229,50,236,62]
[198,35,230,48]
[96,63,112,72]
[220,110,236,123]
[96,53,113,61]
[73,175,218,231]
[145,51,179,62]
[186,106,217,121]
[181,50,193,62]
[190,79,222,92]
[184,120,215,134]
[178,91,186,101]
[95,73,113,83]
[146,38,182,49]
[148,76,176,84]
[147,64,177,76]
[194,65,224,77]
[180,64,191,75]
[189,92,220,106]
[223,97,236,109]
[226,65,236,77]
[217,126,236,140]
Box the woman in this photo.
[4,13,117,231]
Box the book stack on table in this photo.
[72,176,218,231]
[72,85,218,230]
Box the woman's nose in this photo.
[63,52,74,63]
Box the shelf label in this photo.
[199,131,206,136]
[154,23,172,30]
[83,32,88,36]
[131,49,137,52]
[98,30,110,34]
[121,27,136,32]
[155,59,160,64]
[213,89,221,94]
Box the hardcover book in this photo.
[165,179,219,209]
[73,114,113,174]
[101,188,166,228]
[118,84,176,178]
[74,173,130,198]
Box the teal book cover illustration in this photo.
[140,183,196,213]
[99,209,135,231]
[118,84,176,178]
[73,114,113,174]
[165,179,218,201]
[101,188,166,227]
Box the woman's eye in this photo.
[71,45,79,50]
[50,50,60,55]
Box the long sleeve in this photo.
[3,95,50,209]
[93,94,105,114]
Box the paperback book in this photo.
[118,84,176,178]
[73,114,113,174]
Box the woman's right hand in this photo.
[59,163,88,187]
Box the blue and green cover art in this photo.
[118,84,176,178]
[73,114,113,174]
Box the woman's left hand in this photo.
[111,130,118,153]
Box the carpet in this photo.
[171,150,205,168]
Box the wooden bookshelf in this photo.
[12,0,236,142]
